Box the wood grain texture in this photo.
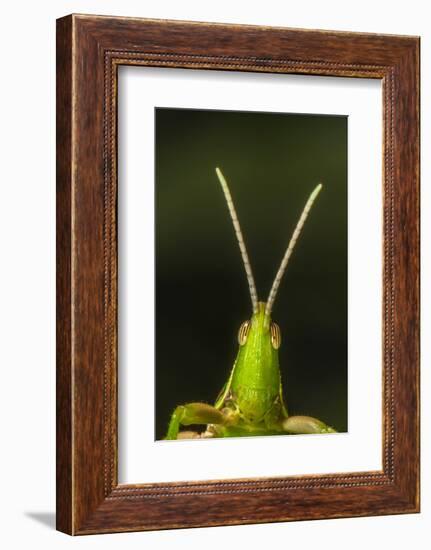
[56,14,420,535]
[56,16,73,534]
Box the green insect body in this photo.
[165,168,336,440]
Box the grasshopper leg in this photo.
[282,415,337,435]
[165,402,226,440]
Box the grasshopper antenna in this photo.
[266,183,323,315]
[215,167,259,314]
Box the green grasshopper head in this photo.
[232,301,281,422]
[238,302,280,350]
[215,168,322,424]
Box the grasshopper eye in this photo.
[238,320,251,346]
[270,322,281,349]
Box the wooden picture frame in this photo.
[56,14,420,535]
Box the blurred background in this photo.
[155,107,347,440]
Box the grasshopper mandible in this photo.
[165,167,336,439]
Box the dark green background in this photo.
[155,107,347,440]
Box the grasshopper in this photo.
[165,168,336,440]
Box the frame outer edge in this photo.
[56,14,74,535]
[392,38,420,510]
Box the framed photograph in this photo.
[56,14,420,534]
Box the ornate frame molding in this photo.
[57,15,419,534]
